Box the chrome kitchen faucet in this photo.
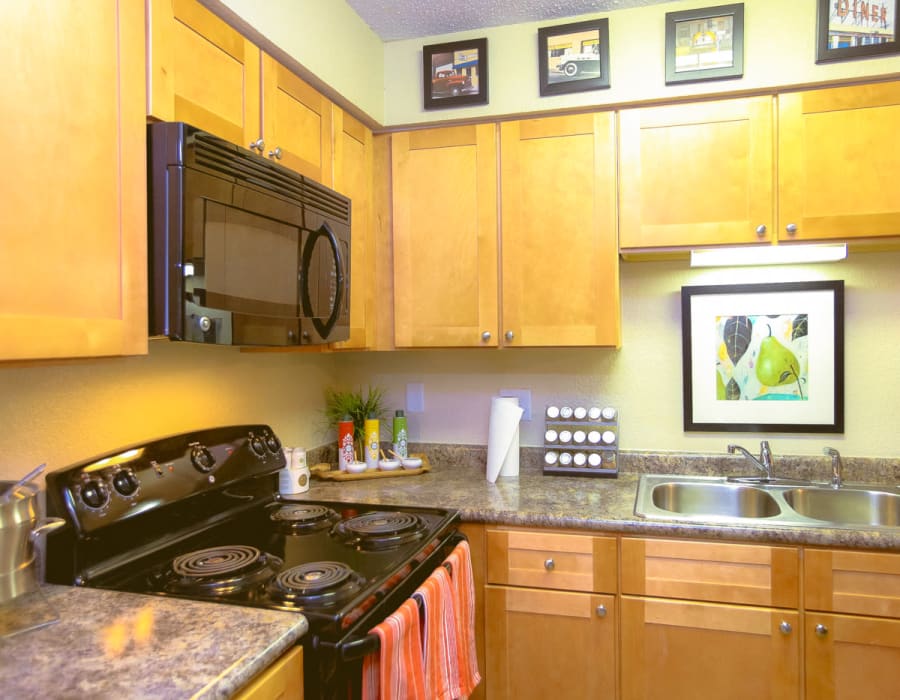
[727,440,774,480]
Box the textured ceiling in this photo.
[345,0,680,41]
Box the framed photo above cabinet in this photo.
[537,19,611,96]
[665,3,744,84]
[423,38,488,109]
[815,0,900,63]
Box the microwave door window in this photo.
[203,203,300,317]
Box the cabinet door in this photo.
[500,114,620,347]
[234,645,303,700]
[262,54,334,186]
[486,586,616,700]
[1,0,147,361]
[618,97,774,250]
[392,125,499,348]
[148,0,261,148]
[778,81,900,242]
[332,109,374,350]
[621,596,799,700]
[805,612,900,700]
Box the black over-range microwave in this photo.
[148,122,350,346]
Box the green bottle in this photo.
[392,410,408,458]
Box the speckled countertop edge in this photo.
[0,585,307,700]
[300,443,900,551]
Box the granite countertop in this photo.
[299,446,900,551]
[0,585,307,699]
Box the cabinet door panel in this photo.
[262,54,333,186]
[148,0,260,148]
[621,596,799,700]
[392,125,498,347]
[486,586,615,700]
[332,109,374,350]
[621,537,799,608]
[779,82,900,242]
[619,97,774,249]
[1,0,147,360]
[805,548,900,618]
[501,114,619,347]
[805,612,900,700]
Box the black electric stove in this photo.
[43,425,460,699]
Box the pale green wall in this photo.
[216,0,386,123]
[384,0,900,125]
[336,252,900,459]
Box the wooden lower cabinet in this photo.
[804,612,900,700]
[234,645,303,700]
[620,596,800,700]
[486,586,616,699]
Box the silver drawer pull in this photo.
[779,621,792,635]
[595,604,607,618]
[815,624,828,637]
[544,558,555,571]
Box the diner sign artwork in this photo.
[817,0,899,62]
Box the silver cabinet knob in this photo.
[595,604,607,618]
[755,224,767,236]
[815,624,828,637]
[785,223,798,235]
[779,621,793,635]
[544,558,555,571]
[505,330,514,341]
[249,138,264,152]
[268,147,283,160]
[481,331,491,342]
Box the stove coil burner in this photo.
[268,561,365,608]
[270,504,340,534]
[164,545,282,598]
[333,511,427,550]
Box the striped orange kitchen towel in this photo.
[414,565,460,700]
[361,597,426,700]
[445,540,482,698]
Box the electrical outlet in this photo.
[406,383,425,413]
[500,389,531,421]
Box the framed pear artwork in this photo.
[681,281,844,432]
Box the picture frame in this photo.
[423,38,488,110]
[537,19,611,96]
[665,3,744,85]
[815,0,899,63]
[681,281,845,433]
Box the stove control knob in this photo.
[111,468,140,497]
[264,432,282,453]
[190,445,216,473]
[79,478,109,510]
[249,435,266,457]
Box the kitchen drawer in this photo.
[621,537,799,608]
[234,645,302,700]
[805,548,900,618]
[486,528,616,593]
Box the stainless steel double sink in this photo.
[634,474,900,529]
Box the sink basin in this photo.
[783,487,900,527]
[650,482,782,519]
[635,474,900,529]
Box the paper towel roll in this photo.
[486,396,524,483]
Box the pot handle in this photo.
[30,517,65,541]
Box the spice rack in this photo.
[542,404,619,478]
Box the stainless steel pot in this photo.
[0,481,64,603]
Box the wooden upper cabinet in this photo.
[618,96,775,250]
[500,114,620,347]
[0,0,147,361]
[332,109,374,350]
[261,54,334,186]
[148,0,261,148]
[778,80,900,242]
[392,125,499,348]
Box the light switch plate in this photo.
[500,388,531,421]
[406,383,425,413]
